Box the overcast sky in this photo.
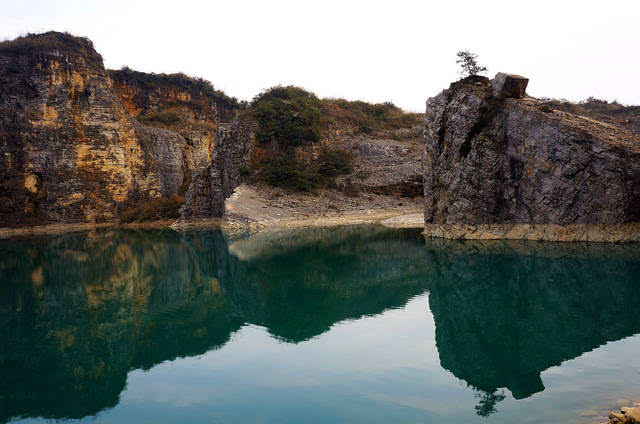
[2,0,639,111]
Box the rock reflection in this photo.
[426,239,640,416]
[1,230,639,422]
[0,225,429,422]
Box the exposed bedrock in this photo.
[423,74,640,241]
[179,115,255,220]
[0,32,214,227]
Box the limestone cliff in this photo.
[180,114,256,219]
[423,74,640,242]
[109,68,240,168]
[0,32,215,226]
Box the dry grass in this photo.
[119,195,184,223]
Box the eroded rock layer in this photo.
[0,32,208,226]
[423,75,640,241]
[180,115,256,219]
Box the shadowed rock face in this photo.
[423,75,640,241]
[180,115,256,219]
[0,32,213,226]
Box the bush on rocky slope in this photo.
[252,86,322,147]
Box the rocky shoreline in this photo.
[600,404,640,424]
[424,222,640,243]
[0,207,423,239]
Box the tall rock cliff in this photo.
[179,114,255,219]
[423,74,640,241]
[0,32,213,226]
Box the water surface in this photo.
[1,226,639,423]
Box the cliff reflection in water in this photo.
[0,226,430,422]
[426,239,640,414]
[0,227,639,422]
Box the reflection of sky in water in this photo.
[3,227,640,424]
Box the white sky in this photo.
[2,0,639,111]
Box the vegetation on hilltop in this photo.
[251,85,322,147]
[0,31,103,68]
[320,98,420,134]
[109,67,241,122]
[248,86,354,191]
[246,85,420,191]
[541,97,640,133]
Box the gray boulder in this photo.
[490,72,529,98]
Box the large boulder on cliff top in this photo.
[490,72,529,99]
[423,74,640,242]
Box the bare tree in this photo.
[456,50,487,77]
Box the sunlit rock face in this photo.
[109,68,233,170]
[0,32,210,226]
[423,74,640,241]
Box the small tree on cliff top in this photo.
[456,50,487,77]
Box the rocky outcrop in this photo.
[179,114,256,219]
[605,406,640,424]
[0,32,213,226]
[109,68,242,167]
[423,74,640,241]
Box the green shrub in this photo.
[119,194,184,223]
[316,148,354,177]
[0,31,104,68]
[255,155,322,192]
[320,98,420,133]
[252,86,321,148]
[253,148,354,192]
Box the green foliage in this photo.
[253,147,354,192]
[316,147,354,177]
[119,195,184,223]
[320,98,420,133]
[456,50,487,77]
[252,86,322,148]
[255,154,322,191]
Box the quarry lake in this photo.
[1,226,640,424]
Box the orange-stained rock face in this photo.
[0,32,214,227]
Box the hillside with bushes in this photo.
[542,97,640,134]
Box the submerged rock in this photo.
[423,74,640,242]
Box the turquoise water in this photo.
[1,225,639,423]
